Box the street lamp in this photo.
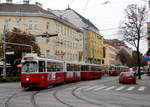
[36,32,58,38]
[36,32,58,56]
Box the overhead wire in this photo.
[100,27,120,31]
[69,0,74,7]
[83,0,90,15]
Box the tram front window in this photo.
[22,62,37,72]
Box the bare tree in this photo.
[117,48,133,67]
[119,4,147,79]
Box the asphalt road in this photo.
[0,75,150,107]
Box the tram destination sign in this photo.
[6,51,14,55]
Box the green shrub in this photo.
[0,77,20,82]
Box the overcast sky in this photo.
[1,0,149,54]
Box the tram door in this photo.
[39,61,45,72]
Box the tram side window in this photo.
[109,66,115,70]
[67,64,74,71]
[55,63,63,72]
[91,66,94,71]
[81,65,85,71]
[74,64,79,71]
[67,64,71,71]
[39,61,45,72]
[47,62,53,72]
[47,62,63,72]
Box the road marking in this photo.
[104,86,115,91]
[138,86,146,91]
[93,86,107,91]
[126,86,135,91]
[86,86,99,91]
[115,86,125,91]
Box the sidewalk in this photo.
[137,74,150,86]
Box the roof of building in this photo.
[52,8,99,31]
[0,3,55,15]
[0,3,82,32]
[104,39,127,47]
[66,8,99,31]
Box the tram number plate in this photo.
[48,73,56,80]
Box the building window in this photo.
[102,60,104,64]
[16,20,21,28]
[4,19,11,30]
[28,20,32,29]
[28,20,33,29]
[34,21,39,30]
[66,41,69,48]
[64,40,66,48]
[46,50,50,56]
[56,24,61,33]
[46,22,50,30]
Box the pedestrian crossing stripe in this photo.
[93,86,107,91]
[138,86,146,91]
[126,86,135,91]
[82,85,146,91]
[85,86,99,91]
[115,86,125,91]
[104,86,115,91]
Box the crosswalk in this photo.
[81,85,146,92]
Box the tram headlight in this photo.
[26,78,29,81]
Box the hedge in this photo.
[0,77,20,82]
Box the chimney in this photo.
[36,2,42,8]
[23,0,29,4]
[6,0,12,3]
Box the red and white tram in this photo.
[21,53,102,88]
[108,65,129,76]
[81,63,102,80]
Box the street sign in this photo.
[6,51,14,55]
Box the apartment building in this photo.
[0,1,83,61]
[51,8,105,64]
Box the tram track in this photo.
[4,91,23,107]
[4,89,41,107]
[31,76,116,107]
[53,90,74,107]
[4,77,117,107]
[46,78,117,107]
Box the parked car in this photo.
[119,72,136,84]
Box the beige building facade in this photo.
[104,43,119,66]
[0,3,83,61]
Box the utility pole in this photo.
[2,24,6,78]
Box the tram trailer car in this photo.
[21,53,102,88]
[81,64,102,80]
[65,61,82,82]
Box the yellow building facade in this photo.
[87,30,105,64]
[147,22,150,50]
[104,43,118,66]
[0,3,83,61]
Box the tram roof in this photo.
[22,53,64,63]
